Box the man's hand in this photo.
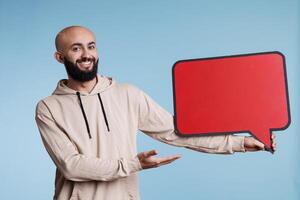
[244,134,277,152]
[137,150,181,169]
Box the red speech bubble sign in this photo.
[172,52,290,152]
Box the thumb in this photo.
[144,150,158,157]
[245,137,265,151]
[254,139,265,150]
[138,150,157,159]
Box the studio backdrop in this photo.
[0,0,299,199]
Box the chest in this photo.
[50,94,139,158]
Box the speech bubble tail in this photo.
[264,145,275,154]
[250,129,273,154]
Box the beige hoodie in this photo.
[35,75,245,200]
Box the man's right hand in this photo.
[137,150,181,169]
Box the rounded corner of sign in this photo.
[172,60,184,72]
[286,118,292,129]
[272,51,285,59]
[281,117,292,131]
[273,112,292,133]
[175,129,185,137]
[174,125,186,137]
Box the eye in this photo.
[72,46,81,52]
[88,45,96,50]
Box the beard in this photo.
[64,57,98,82]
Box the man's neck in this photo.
[66,76,98,93]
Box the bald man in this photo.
[35,26,276,200]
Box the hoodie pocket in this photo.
[69,184,81,200]
[70,195,87,200]
[70,182,95,200]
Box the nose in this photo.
[81,48,90,58]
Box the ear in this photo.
[54,52,64,64]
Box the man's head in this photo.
[54,26,99,82]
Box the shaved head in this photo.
[54,26,99,82]
[55,26,96,52]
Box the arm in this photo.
[35,101,142,182]
[137,90,247,154]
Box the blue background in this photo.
[0,0,299,199]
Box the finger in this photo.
[272,142,277,150]
[157,157,180,167]
[254,140,265,150]
[271,134,276,141]
[164,154,181,160]
[158,154,181,161]
[143,150,158,158]
[156,155,181,163]
[157,160,176,167]
[271,136,277,149]
[147,156,181,169]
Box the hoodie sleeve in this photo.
[35,101,142,182]
[137,90,246,154]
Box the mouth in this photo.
[77,60,94,70]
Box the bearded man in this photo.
[35,26,276,200]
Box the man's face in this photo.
[56,27,99,82]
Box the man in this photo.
[35,26,276,200]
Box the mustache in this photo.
[76,57,96,63]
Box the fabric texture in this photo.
[35,74,245,200]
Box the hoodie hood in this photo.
[53,74,115,96]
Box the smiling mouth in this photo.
[77,59,94,70]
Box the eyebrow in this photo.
[71,41,96,47]
[88,42,96,46]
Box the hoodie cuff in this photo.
[129,156,143,173]
[231,135,246,153]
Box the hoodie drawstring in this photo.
[76,92,92,139]
[97,93,110,132]
[76,92,110,139]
